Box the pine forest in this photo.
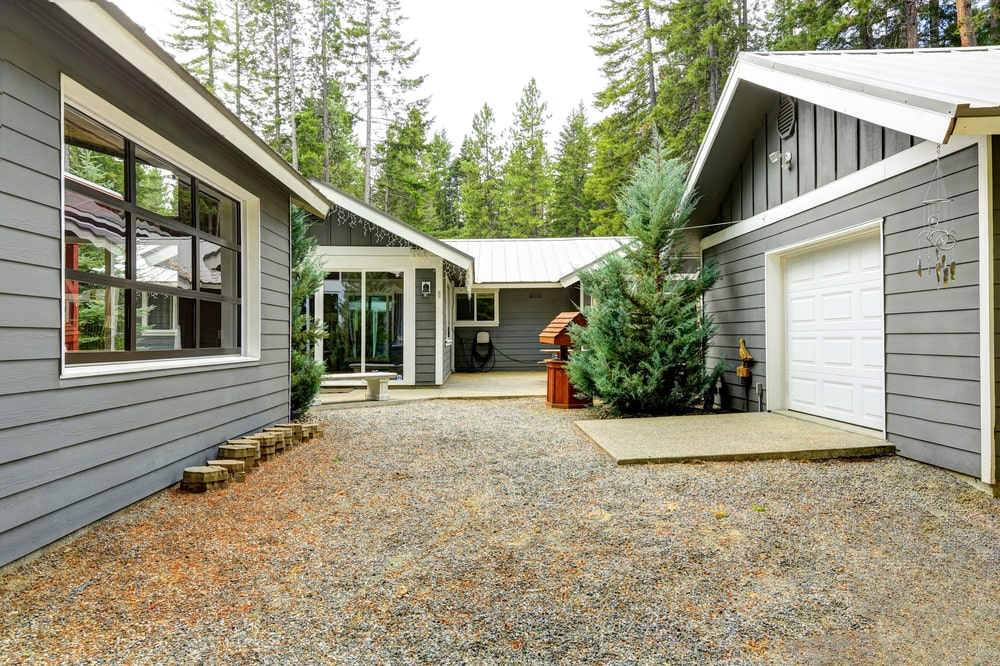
[166,0,1000,238]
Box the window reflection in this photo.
[135,147,193,224]
[135,217,194,289]
[64,192,126,279]
[64,281,126,352]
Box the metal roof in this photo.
[687,46,1000,230]
[442,237,631,286]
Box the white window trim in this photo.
[60,75,261,379]
[454,290,500,328]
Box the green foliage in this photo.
[550,103,595,237]
[566,146,725,416]
[289,206,326,420]
[373,105,430,227]
[503,78,553,237]
[457,104,505,237]
[170,0,230,93]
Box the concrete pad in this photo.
[575,411,894,465]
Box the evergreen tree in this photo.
[170,0,230,94]
[588,0,668,233]
[289,206,326,420]
[457,104,505,237]
[343,0,425,203]
[503,78,552,237]
[658,0,744,161]
[550,102,594,237]
[373,105,430,228]
[295,82,364,196]
[422,130,459,234]
[566,146,724,416]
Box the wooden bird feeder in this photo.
[538,312,592,409]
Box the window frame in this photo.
[61,77,262,376]
[454,290,500,327]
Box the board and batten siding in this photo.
[454,287,576,372]
[717,99,917,222]
[704,145,982,476]
[0,4,295,568]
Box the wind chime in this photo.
[916,146,957,288]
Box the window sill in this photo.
[61,353,258,380]
[454,321,500,328]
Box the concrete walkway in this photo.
[315,371,894,464]
[577,410,894,464]
[314,371,547,408]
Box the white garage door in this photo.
[785,233,884,430]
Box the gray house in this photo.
[306,182,630,380]
[0,0,331,568]
[690,48,1000,491]
[443,237,630,372]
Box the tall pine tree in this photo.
[550,102,594,237]
[503,78,553,237]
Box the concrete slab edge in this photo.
[612,445,896,466]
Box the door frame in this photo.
[763,218,885,435]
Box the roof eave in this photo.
[310,179,474,272]
[53,0,331,218]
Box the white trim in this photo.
[454,290,499,328]
[53,1,329,216]
[737,61,956,144]
[59,77,262,378]
[473,282,564,290]
[763,220,885,436]
[701,136,978,251]
[978,137,996,484]
[310,179,473,271]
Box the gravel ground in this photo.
[2,398,1000,665]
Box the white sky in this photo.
[109,0,606,149]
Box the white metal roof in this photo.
[687,46,1000,230]
[443,237,631,286]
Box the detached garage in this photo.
[687,48,1000,492]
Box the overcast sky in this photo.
[109,0,606,148]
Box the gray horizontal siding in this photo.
[704,142,981,477]
[454,287,575,372]
[0,5,295,568]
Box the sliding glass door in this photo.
[323,271,404,379]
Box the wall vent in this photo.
[777,96,796,139]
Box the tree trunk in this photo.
[643,2,657,132]
[286,4,298,170]
[929,0,940,47]
[904,0,918,47]
[707,42,719,111]
[320,26,331,182]
[233,0,243,118]
[957,0,977,46]
[364,0,374,204]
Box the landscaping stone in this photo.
[206,459,246,483]
[179,466,229,493]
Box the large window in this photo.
[63,105,241,363]
[323,271,405,378]
[455,291,498,326]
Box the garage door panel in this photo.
[823,337,854,367]
[785,233,884,429]
[821,291,854,322]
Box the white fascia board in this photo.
[686,59,747,199]
[312,180,474,271]
[474,282,564,291]
[737,62,957,144]
[701,135,978,250]
[52,1,330,217]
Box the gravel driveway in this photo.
[2,398,999,664]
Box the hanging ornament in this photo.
[916,145,956,288]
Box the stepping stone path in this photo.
[180,422,324,493]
